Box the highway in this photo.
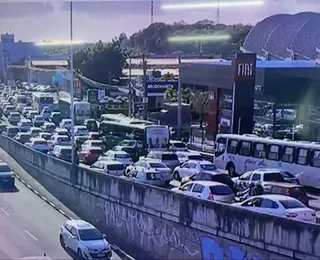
[0,157,122,260]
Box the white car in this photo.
[74,125,89,136]
[103,150,132,166]
[126,158,172,182]
[22,106,34,117]
[16,103,26,113]
[59,219,112,259]
[47,135,71,150]
[176,151,203,164]
[32,115,45,127]
[91,160,125,176]
[233,169,286,191]
[25,138,48,153]
[169,140,188,151]
[28,127,43,137]
[60,119,72,130]
[233,194,316,223]
[172,180,235,203]
[17,119,32,132]
[53,127,70,136]
[173,160,223,181]
[8,112,21,124]
[41,122,56,133]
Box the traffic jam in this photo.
[0,82,318,224]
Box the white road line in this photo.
[24,230,38,241]
[0,208,9,216]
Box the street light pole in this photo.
[142,54,147,120]
[177,56,182,140]
[128,58,132,117]
[70,1,75,165]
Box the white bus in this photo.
[214,134,320,189]
[74,101,91,123]
[32,93,55,113]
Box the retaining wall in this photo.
[1,136,320,260]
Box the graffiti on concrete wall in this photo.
[103,201,264,260]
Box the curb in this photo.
[13,173,135,260]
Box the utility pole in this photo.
[69,1,75,166]
[177,56,182,140]
[142,54,148,120]
[128,58,132,117]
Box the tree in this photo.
[73,40,126,84]
[191,91,209,129]
[182,87,192,103]
[164,88,177,102]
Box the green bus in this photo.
[99,119,169,153]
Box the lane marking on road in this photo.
[0,208,9,216]
[24,230,38,241]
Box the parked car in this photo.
[169,140,188,151]
[176,151,203,164]
[4,105,15,116]
[172,181,235,203]
[41,106,52,120]
[38,132,52,140]
[25,138,49,153]
[90,160,125,176]
[50,112,62,126]
[28,127,43,137]
[82,140,106,152]
[22,106,34,117]
[233,194,316,223]
[13,132,31,144]
[74,125,89,136]
[27,110,38,120]
[41,122,56,133]
[16,103,26,113]
[59,219,112,259]
[78,146,103,165]
[53,128,70,137]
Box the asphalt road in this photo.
[0,172,121,260]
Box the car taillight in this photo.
[286,213,298,218]
[208,193,214,200]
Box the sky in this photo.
[0,0,320,42]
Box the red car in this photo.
[78,146,103,165]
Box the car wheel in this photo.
[59,235,65,248]
[173,171,180,181]
[77,248,83,259]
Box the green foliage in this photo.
[129,20,252,56]
[191,91,209,128]
[73,40,126,84]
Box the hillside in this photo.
[128,20,252,56]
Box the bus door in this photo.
[214,137,227,169]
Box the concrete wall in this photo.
[1,135,320,260]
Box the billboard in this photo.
[87,89,99,104]
[146,80,178,94]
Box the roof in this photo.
[188,180,228,187]
[242,12,320,61]
[66,219,94,229]
[254,194,296,201]
[99,160,123,165]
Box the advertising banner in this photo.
[146,80,178,94]
[146,126,169,150]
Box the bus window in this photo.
[296,148,309,166]
[239,141,251,156]
[267,144,280,161]
[227,139,238,154]
[253,143,266,159]
[282,146,295,163]
[215,138,226,157]
[311,151,320,168]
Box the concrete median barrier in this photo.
[0,135,320,260]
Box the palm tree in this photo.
[164,88,177,102]
[191,91,209,129]
[182,87,192,103]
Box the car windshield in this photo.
[107,164,125,171]
[115,154,130,158]
[162,154,178,160]
[150,163,166,168]
[34,140,47,145]
[279,199,305,209]
[188,155,202,160]
[78,228,103,241]
[58,137,70,142]
[200,164,217,171]
[263,173,284,182]
[281,171,295,178]
[35,116,44,121]
[8,128,19,134]
[210,185,233,195]
[172,142,186,148]
[146,172,163,180]
[0,165,11,172]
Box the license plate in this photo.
[97,254,105,257]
